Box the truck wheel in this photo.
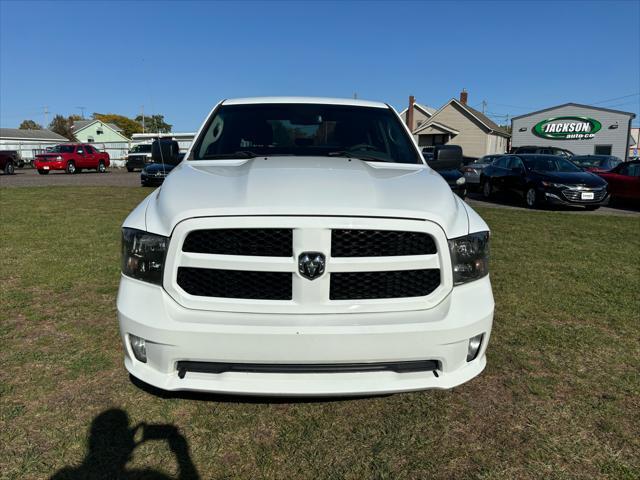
[98,161,106,173]
[17,160,25,169]
[37,169,49,175]
[4,161,15,175]
[66,161,76,174]
[127,167,134,172]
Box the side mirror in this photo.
[152,139,180,164]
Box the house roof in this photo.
[0,128,69,141]
[413,98,510,137]
[416,121,460,135]
[511,102,637,121]
[398,103,437,118]
[73,119,123,133]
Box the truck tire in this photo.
[127,167,134,172]
[4,161,15,175]
[98,161,106,173]
[17,160,25,169]
[66,161,76,174]
[37,169,49,175]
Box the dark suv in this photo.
[512,146,574,158]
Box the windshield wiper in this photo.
[327,151,389,162]
[201,151,259,159]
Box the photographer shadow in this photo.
[50,409,200,480]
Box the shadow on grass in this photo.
[129,374,389,405]
[50,409,200,480]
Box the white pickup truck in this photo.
[117,97,494,396]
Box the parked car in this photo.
[140,139,182,187]
[141,163,178,187]
[118,97,494,396]
[424,145,467,198]
[33,144,110,174]
[595,160,640,203]
[0,150,20,174]
[512,146,574,158]
[461,154,505,189]
[126,143,153,172]
[570,155,622,172]
[480,154,608,210]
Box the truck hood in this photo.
[142,156,472,238]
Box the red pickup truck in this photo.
[34,144,110,174]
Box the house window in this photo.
[97,127,104,135]
[594,145,612,155]
[88,136,94,143]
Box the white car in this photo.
[117,97,494,396]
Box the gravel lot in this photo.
[1,167,638,216]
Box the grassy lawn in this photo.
[1,187,638,480]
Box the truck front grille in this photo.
[177,267,292,300]
[183,229,293,256]
[332,229,436,257]
[330,269,441,300]
[167,219,449,313]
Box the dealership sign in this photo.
[533,116,602,140]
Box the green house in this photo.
[72,119,130,143]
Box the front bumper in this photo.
[543,189,609,207]
[447,182,467,198]
[117,274,494,396]
[140,175,166,186]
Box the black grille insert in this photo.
[330,269,440,300]
[176,360,439,378]
[332,230,436,257]
[183,229,292,256]
[177,267,292,300]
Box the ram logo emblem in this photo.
[298,252,326,280]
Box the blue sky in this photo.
[1,0,638,131]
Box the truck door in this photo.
[75,145,87,168]
[84,145,96,168]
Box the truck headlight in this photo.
[448,231,489,285]
[121,228,168,285]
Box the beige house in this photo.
[397,102,436,131]
[408,92,510,159]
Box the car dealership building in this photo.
[511,103,636,160]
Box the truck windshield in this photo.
[130,144,152,153]
[192,103,421,164]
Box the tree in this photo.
[134,114,172,134]
[48,115,77,141]
[19,119,43,130]
[92,113,142,139]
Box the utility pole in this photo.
[43,106,49,126]
[76,106,86,119]
[353,92,358,99]
[141,105,145,133]
[482,100,487,114]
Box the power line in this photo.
[589,92,639,106]
[594,100,640,109]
